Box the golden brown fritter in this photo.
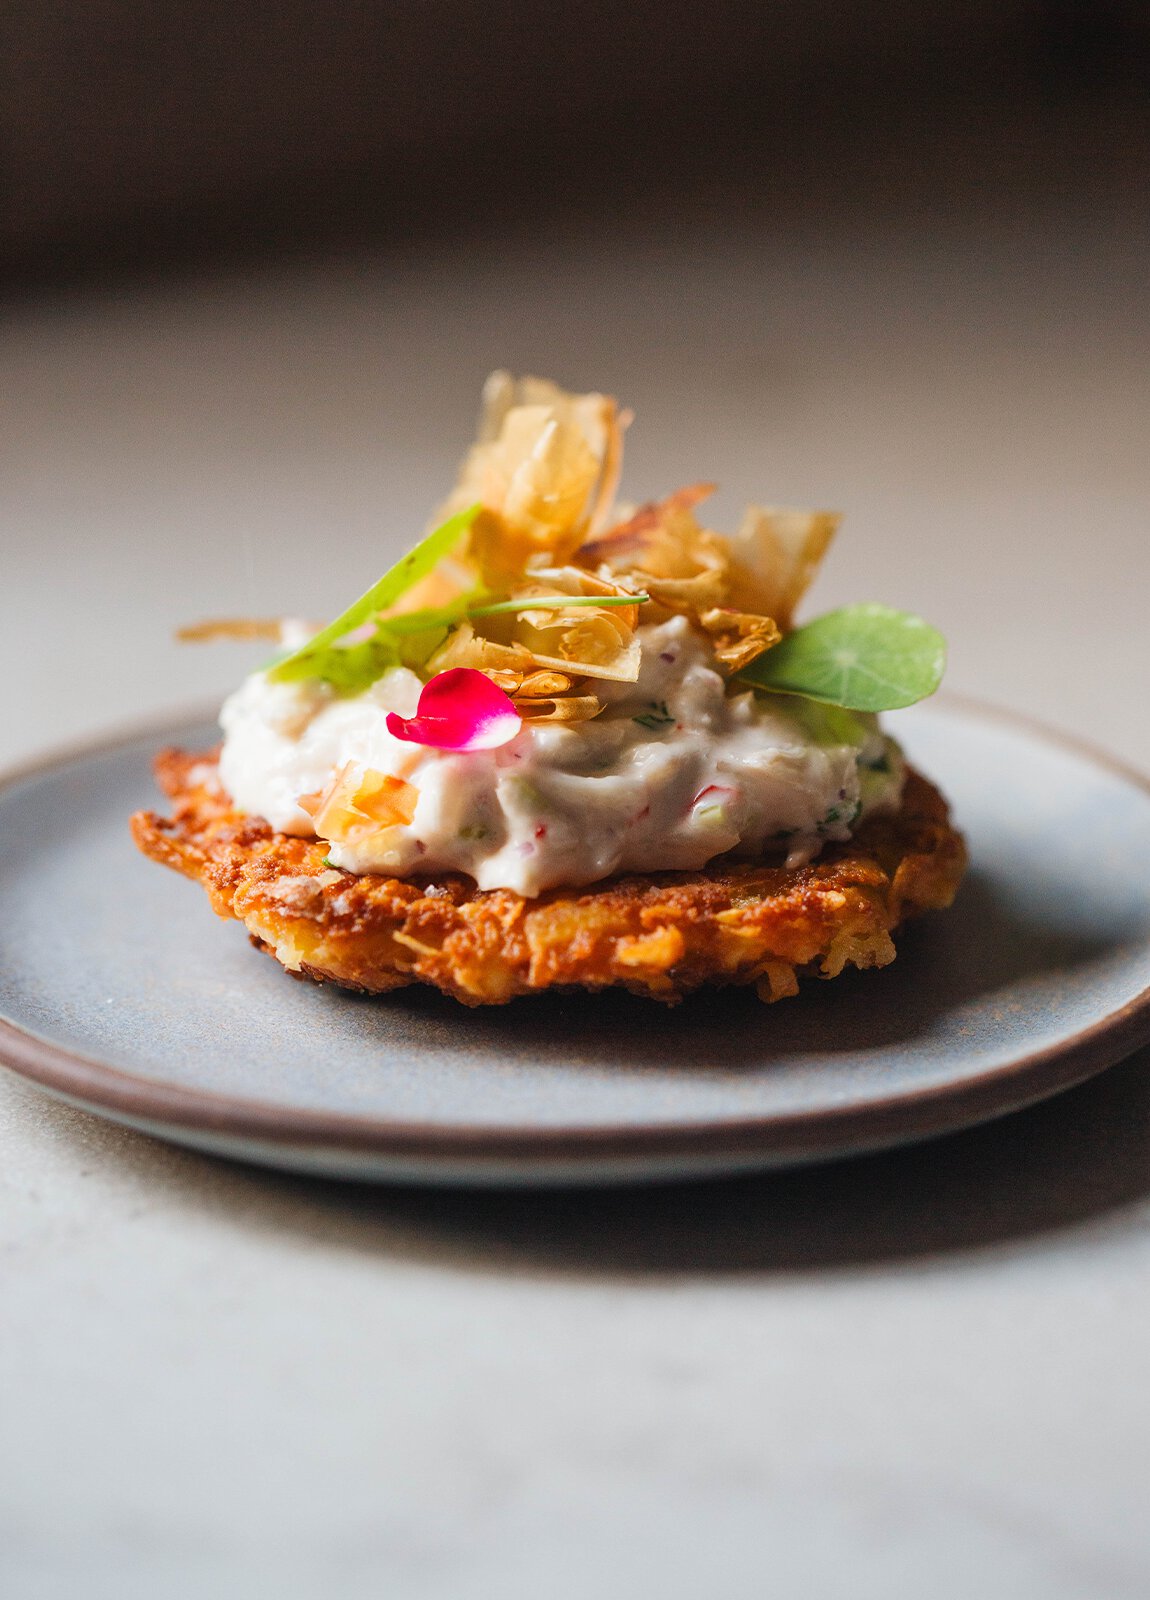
[131,750,966,1007]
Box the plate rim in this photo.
[2,694,1150,1172]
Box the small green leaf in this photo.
[268,503,480,687]
[738,604,945,712]
[632,700,674,730]
[819,799,862,831]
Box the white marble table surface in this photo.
[2,172,1148,1597]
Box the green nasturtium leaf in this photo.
[738,603,946,712]
[267,503,481,690]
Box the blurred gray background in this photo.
[0,1,1147,277]
[3,8,1150,1599]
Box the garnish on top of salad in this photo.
[133,374,966,1007]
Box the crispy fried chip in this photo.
[428,623,534,677]
[475,372,628,538]
[478,668,594,716]
[580,484,732,620]
[131,751,966,1009]
[438,373,626,583]
[516,670,576,697]
[500,567,642,683]
[176,617,287,643]
[698,607,783,674]
[304,764,419,847]
[428,573,644,685]
[727,506,841,630]
[516,695,602,723]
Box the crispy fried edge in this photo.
[130,749,967,1007]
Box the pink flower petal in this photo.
[386,668,522,752]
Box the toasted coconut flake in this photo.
[447,568,644,684]
[484,668,526,694]
[176,617,287,643]
[517,670,575,697]
[437,617,640,685]
[477,668,576,698]
[431,605,642,682]
[511,568,640,678]
[309,764,419,846]
[698,607,782,674]
[727,506,841,630]
[510,617,641,683]
[516,695,603,723]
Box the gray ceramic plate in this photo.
[1,698,1149,1185]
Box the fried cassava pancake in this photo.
[131,749,966,1007]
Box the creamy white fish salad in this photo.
[220,616,903,897]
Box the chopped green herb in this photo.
[633,700,675,730]
[819,799,863,831]
[860,750,892,774]
[510,778,556,814]
[739,604,945,712]
[458,824,489,842]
